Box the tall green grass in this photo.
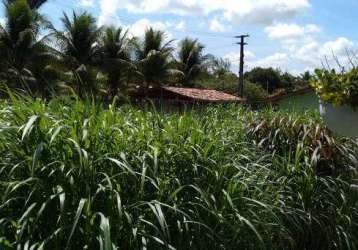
[0,96,357,249]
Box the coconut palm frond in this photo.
[133,27,179,88]
[52,11,101,97]
[0,0,58,94]
[98,26,134,100]
[176,37,207,87]
[6,0,49,9]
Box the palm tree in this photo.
[211,57,231,90]
[0,0,51,93]
[177,38,207,87]
[98,26,133,100]
[134,28,179,89]
[50,11,101,97]
[6,0,48,9]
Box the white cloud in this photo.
[293,37,355,69]
[305,24,321,33]
[321,37,354,55]
[175,21,186,31]
[98,0,122,26]
[225,50,294,74]
[224,0,310,25]
[210,17,226,32]
[225,36,355,74]
[164,20,186,31]
[225,51,256,67]
[259,18,354,73]
[292,41,320,66]
[265,23,320,40]
[79,0,95,8]
[99,0,310,27]
[0,18,5,27]
[128,19,173,41]
[251,53,290,69]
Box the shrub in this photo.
[311,68,358,107]
[244,81,268,103]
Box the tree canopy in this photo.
[0,0,311,101]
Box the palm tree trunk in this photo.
[107,73,120,101]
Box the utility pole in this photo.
[235,34,249,97]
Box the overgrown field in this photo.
[0,96,358,250]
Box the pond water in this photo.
[278,91,319,112]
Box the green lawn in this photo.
[0,96,357,249]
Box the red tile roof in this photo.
[163,87,242,102]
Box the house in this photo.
[264,87,318,111]
[275,87,319,111]
[130,86,243,111]
[266,86,314,103]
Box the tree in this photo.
[98,26,133,100]
[301,71,312,83]
[211,57,232,89]
[6,0,48,9]
[279,72,296,90]
[134,28,179,89]
[244,81,267,104]
[0,0,52,94]
[245,67,281,93]
[177,38,207,87]
[50,11,101,97]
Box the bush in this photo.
[311,68,358,107]
[244,81,268,103]
[279,72,295,90]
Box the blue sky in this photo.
[1,0,357,74]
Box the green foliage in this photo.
[301,71,312,83]
[134,28,180,88]
[245,67,310,94]
[195,70,239,95]
[0,0,311,101]
[211,57,231,79]
[0,0,51,92]
[245,67,281,93]
[50,11,102,97]
[0,97,357,249]
[247,109,357,175]
[54,12,101,66]
[6,0,48,9]
[279,72,295,90]
[176,38,207,87]
[98,26,133,100]
[311,68,358,107]
[244,81,267,103]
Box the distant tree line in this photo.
[0,0,312,102]
[197,66,312,102]
[244,67,311,93]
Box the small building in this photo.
[265,87,319,112]
[266,87,314,103]
[130,86,243,111]
[276,88,319,112]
